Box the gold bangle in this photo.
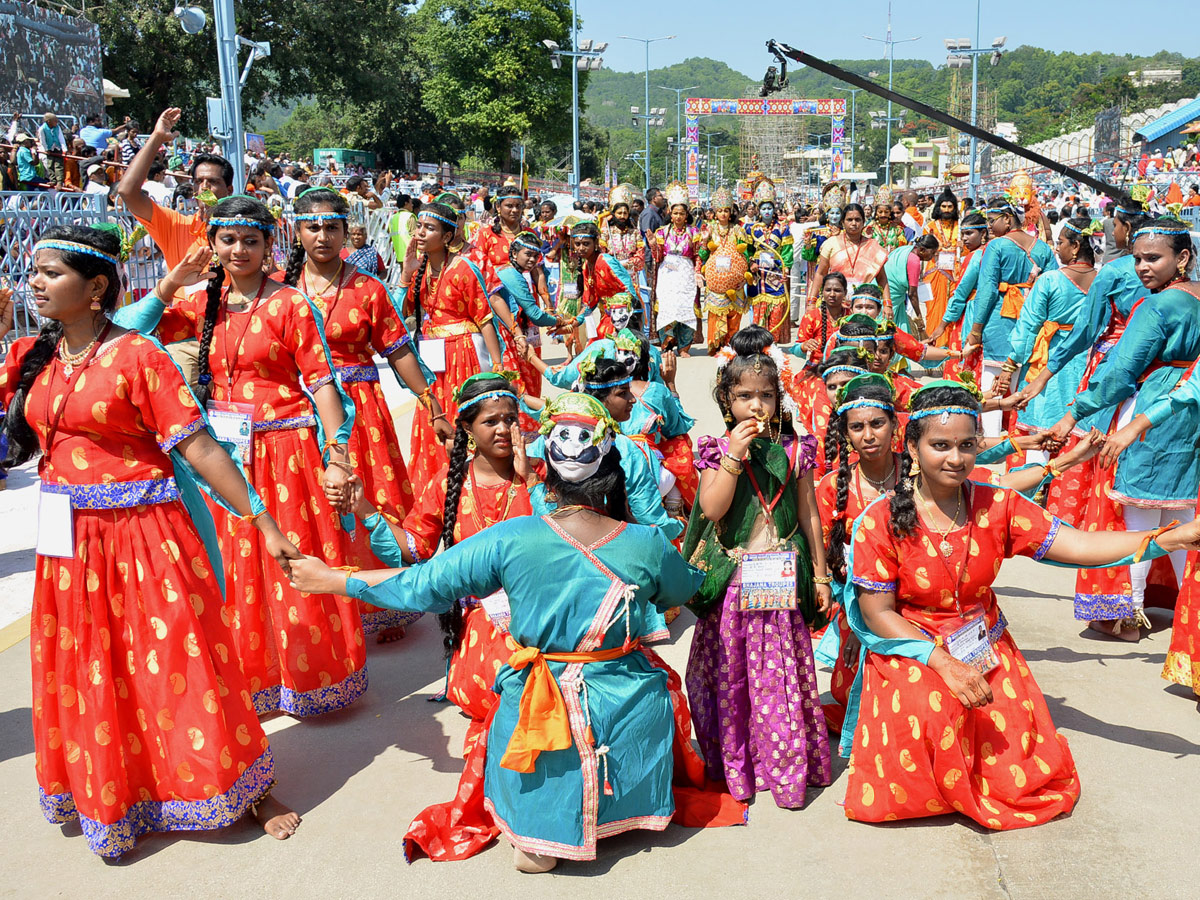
[813,574,834,585]
[719,455,743,476]
[328,460,354,475]
[1000,360,1019,373]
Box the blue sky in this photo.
[580,0,1193,77]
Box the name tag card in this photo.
[479,588,512,633]
[715,256,732,272]
[738,550,798,611]
[206,401,254,465]
[37,488,75,558]
[418,337,447,373]
[945,615,1000,674]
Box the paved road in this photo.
[0,349,1196,898]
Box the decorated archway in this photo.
[683,96,847,201]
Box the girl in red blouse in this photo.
[281,186,447,640]
[405,201,505,487]
[1,225,301,856]
[844,382,1200,829]
[130,196,365,718]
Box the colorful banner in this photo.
[685,113,700,202]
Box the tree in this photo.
[413,0,576,171]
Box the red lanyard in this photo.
[220,275,269,394]
[742,438,797,517]
[42,321,113,458]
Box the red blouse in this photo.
[402,460,533,560]
[851,483,1059,638]
[1,333,204,491]
[417,256,493,338]
[156,284,336,424]
[582,255,631,316]
[282,269,409,370]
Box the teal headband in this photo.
[1132,226,1188,241]
[418,210,458,227]
[294,212,348,223]
[584,374,633,390]
[210,216,275,233]
[909,405,980,422]
[849,293,882,304]
[823,365,868,380]
[513,236,542,253]
[960,223,987,231]
[35,239,120,266]
[457,388,518,416]
[836,398,893,416]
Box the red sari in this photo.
[584,254,635,341]
[409,255,495,487]
[285,267,420,635]
[846,484,1080,829]
[156,285,366,716]
[1166,508,1200,696]
[1,334,272,857]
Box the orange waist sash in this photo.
[500,639,642,773]
[1025,321,1073,382]
[997,279,1034,319]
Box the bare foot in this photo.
[251,794,301,840]
[376,626,407,644]
[1088,619,1139,642]
[513,845,559,873]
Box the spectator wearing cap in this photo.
[142,161,174,206]
[84,163,110,205]
[79,112,131,152]
[14,131,51,190]
[38,113,67,184]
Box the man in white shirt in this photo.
[84,164,111,206]
[142,161,174,205]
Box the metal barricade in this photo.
[0,191,168,349]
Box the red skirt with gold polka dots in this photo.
[217,424,366,716]
[339,373,423,635]
[33,498,274,857]
[843,633,1080,830]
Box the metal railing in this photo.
[1,190,408,352]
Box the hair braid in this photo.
[283,239,306,286]
[826,425,853,580]
[1,322,62,467]
[823,412,839,474]
[411,252,428,337]
[195,263,224,406]
[890,444,918,539]
[435,421,471,657]
[819,306,829,362]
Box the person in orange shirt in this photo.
[1186,184,1200,208]
[118,107,235,384]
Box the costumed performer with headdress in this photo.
[698,184,751,353]
[743,177,795,342]
[651,182,703,353]
[288,392,746,871]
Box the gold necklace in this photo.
[915,485,963,558]
[858,460,895,492]
[58,329,102,376]
[306,260,344,297]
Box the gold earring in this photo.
[466,434,477,452]
[908,457,920,477]
[1179,262,1188,278]
[89,297,102,310]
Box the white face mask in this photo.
[614,348,638,374]
[609,306,633,331]
[547,423,613,482]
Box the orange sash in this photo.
[500,639,642,773]
[1025,321,1073,382]
[998,279,1034,319]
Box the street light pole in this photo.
[620,35,675,190]
[832,86,863,172]
[865,1,919,187]
[659,84,699,178]
[945,6,1006,201]
[570,0,579,199]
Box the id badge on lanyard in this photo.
[36,488,75,558]
[206,400,254,467]
[738,550,798,611]
[943,605,1000,675]
[419,337,447,374]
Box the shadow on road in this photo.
[1042,694,1200,758]
[0,548,35,579]
[0,706,33,762]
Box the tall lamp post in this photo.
[831,86,864,172]
[173,3,270,194]
[542,7,606,200]
[864,1,919,188]
[659,84,699,178]
[698,129,724,195]
[620,35,675,190]
[945,2,1006,200]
